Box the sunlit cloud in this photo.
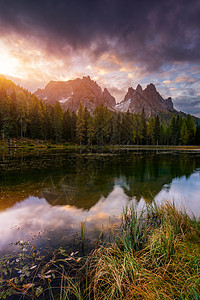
[174,76,195,83]
[0,0,199,109]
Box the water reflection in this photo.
[0,150,200,254]
[0,186,129,254]
[155,171,200,214]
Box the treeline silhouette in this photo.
[0,84,200,145]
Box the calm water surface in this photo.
[0,149,200,256]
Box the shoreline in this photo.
[0,138,200,152]
[0,201,200,299]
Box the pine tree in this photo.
[29,96,44,139]
[185,114,196,145]
[62,110,72,142]
[76,102,86,145]
[154,115,160,145]
[94,104,109,145]
[180,120,189,145]
[16,91,28,138]
[0,97,13,138]
[87,115,95,146]
[132,113,143,144]
[195,125,200,145]
[141,109,147,145]
[42,103,52,141]
[147,117,155,144]
[53,102,63,142]
[169,115,177,145]
[71,111,77,142]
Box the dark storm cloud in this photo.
[0,0,199,70]
[174,97,200,117]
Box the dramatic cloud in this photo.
[0,0,199,113]
[0,0,199,69]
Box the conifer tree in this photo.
[53,102,63,142]
[76,102,86,145]
[147,117,155,144]
[29,96,44,139]
[195,125,200,145]
[87,115,95,146]
[16,91,28,138]
[141,109,147,144]
[62,110,72,142]
[180,120,189,145]
[0,96,13,138]
[186,114,196,144]
[154,115,160,145]
[169,115,177,145]
[94,104,109,145]
[71,111,77,142]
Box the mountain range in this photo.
[34,76,176,116]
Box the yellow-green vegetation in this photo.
[0,201,200,299]
[85,202,200,300]
[0,138,65,150]
[1,137,200,153]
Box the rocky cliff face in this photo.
[116,83,175,116]
[34,76,116,112]
[35,76,176,115]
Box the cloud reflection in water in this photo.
[0,170,200,255]
[0,185,130,253]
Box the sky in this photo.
[0,0,199,115]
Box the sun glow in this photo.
[0,46,20,78]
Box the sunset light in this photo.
[0,47,20,78]
[0,1,200,298]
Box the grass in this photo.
[1,201,200,299]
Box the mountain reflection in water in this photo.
[0,150,200,254]
[0,186,128,254]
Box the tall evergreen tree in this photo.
[53,102,63,142]
[76,102,86,145]
[180,120,189,145]
[87,115,95,146]
[185,115,196,145]
[169,115,177,145]
[154,115,160,145]
[62,110,72,142]
[16,91,28,138]
[195,125,200,145]
[147,117,155,144]
[94,104,110,145]
[141,109,147,145]
[29,96,44,139]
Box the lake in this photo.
[0,149,200,256]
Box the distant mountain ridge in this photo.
[34,76,176,116]
[116,83,175,116]
[34,76,116,112]
[0,74,193,120]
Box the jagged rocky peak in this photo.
[136,84,143,93]
[164,97,174,110]
[34,76,116,111]
[128,86,135,93]
[103,88,116,107]
[145,83,157,92]
[82,75,91,81]
[116,82,176,116]
[123,87,135,102]
[128,87,135,93]
[103,87,109,94]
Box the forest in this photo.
[0,84,200,146]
